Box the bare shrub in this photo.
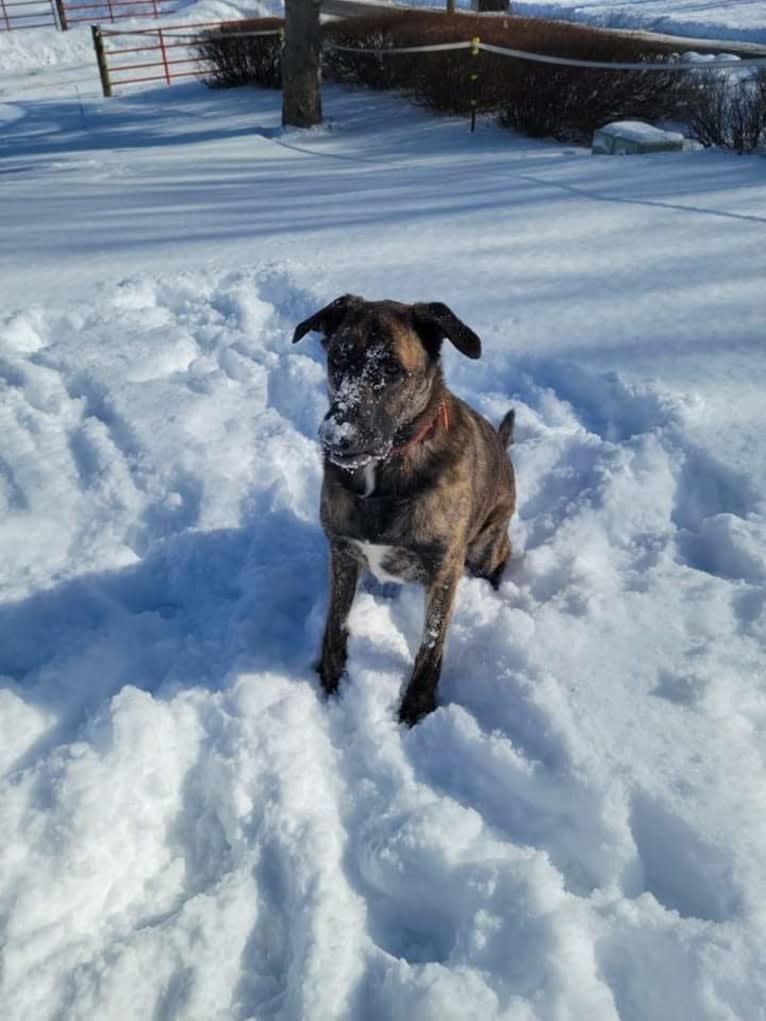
[194,18,284,89]
[323,13,686,137]
[499,60,684,143]
[322,17,406,93]
[684,68,766,152]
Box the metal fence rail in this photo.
[330,37,766,71]
[64,0,177,26]
[0,0,58,30]
[1,0,177,29]
[93,21,282,94]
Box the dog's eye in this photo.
[383,361,405,381]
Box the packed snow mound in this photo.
[592,121,686,154]
[1,266,765,1020]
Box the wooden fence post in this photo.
[92,25,113,97]
[54,0,68,30]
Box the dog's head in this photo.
[293,295,481,470]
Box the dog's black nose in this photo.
[319,411,358,453]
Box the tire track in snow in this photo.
[229,674,367,1021]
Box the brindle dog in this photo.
[293,295,516,725]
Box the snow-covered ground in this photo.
[2,5,766,1020]
[510,0,766,46]
[415,0,766,47]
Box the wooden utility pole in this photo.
[282,0,323,128]
[92,26,112,98]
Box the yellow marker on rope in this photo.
[470,36,480,132]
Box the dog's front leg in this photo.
[398,559,462,726]
[317,541,361,696]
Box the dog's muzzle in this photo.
[319,408,392,470]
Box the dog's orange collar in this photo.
[391,399,449,457]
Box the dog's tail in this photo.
[498,408,515,449]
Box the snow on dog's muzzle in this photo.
[319,407,392,470]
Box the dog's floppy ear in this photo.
[412,302,481,360]
[292,294,361,345]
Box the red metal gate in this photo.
[62,0,177,27]
[92,21,282,95]
[93,21,224,93]
[0,0,59,30]
[0,0,177,30]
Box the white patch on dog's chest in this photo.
[361,464,376,498]
[353,541,404,584]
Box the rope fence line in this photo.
[331,40,473,55]
[329,38,766,71]
[91,21,766,98]
[162,28,284,42]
